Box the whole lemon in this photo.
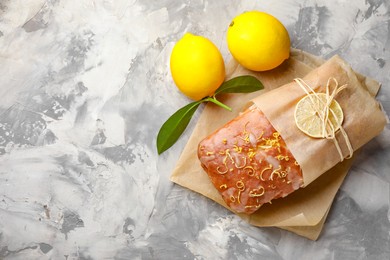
[227,11,290,71]
[170,33,225,100]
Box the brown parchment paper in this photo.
[170,49,383,240]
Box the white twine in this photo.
[294,78,353,161]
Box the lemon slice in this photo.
[294,93,344,138]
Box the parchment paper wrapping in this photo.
[249,55,387,185]
[170,49,386,240]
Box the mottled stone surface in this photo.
[0,0,389,259]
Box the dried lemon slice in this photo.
[294,93,344,138]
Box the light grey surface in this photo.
[0,0,389,259]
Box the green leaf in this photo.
[157,100,202,154]
[214,75,264,95]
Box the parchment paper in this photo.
[170,49,383,240]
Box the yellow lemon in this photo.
[294,93,344,138]
[170,33,225,100]
[227,11,290,71]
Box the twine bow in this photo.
[294,78,353,161]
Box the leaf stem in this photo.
[204,97,232,111]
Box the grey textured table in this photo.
[0,0,389,259]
